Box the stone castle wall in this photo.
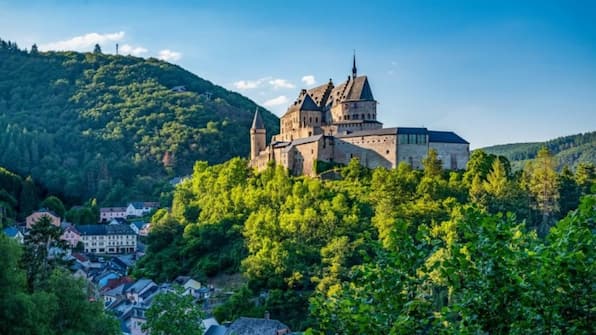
[429,142,469,170]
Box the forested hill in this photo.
[480,131,596,170]
[0,39,278,205]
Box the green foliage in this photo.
[143,286,205,335]
[41,195,66,218]
[481,131,596,171]
[0,232,119,335]
[0,39,278,205]
[136,144,593,332]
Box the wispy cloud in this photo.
[269,78,295,89]
[233,77,270,90]
[158,49,182,62]
[39,32,125,51]
[301,75,316,86]
[119,44,148,56]
[263,95,289,107]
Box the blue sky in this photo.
[1,0,595,148]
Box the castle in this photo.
[250,57,469,176]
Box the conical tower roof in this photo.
[251,108,265,129]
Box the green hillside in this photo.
[0,39,279,205]
[480,131,596,170]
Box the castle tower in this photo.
[250,108,266,160]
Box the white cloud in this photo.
[263,95,289,107]
[158,49,182,62]
[39,31,125,51]
[119,44,148,56]
[301,75,316,86]
[269,78,295,89]
[232,77,272,90]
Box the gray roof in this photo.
[345,75,374,101]
[428,130,469,144]
[126,278,155,294]
[281,135,323,153]
[336,127,399,138]
[251,109,265,129]
[225,317,290,335]
[76,224,136,236]
[299,93,319,111]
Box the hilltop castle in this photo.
[250,57,469,176]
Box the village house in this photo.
[26,208,61,229]
[60,225,81,248]
[99,207,127,222]
[77,224,137,254]
[126,202,160,217]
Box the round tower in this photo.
[250,108,266,160]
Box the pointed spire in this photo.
[251,108,264,129]
[352,50,357,78]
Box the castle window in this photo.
[361,113,365,119]
[353,103,357,108]
[315,117,318,123]
[346,115,350,120]
[354,114,358,120]
[367,113,371,119]
[386,150,390,155]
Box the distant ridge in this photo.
[480,131,596,170]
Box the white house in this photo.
[77,224,137,254]
[125,202,160,217]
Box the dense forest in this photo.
[134,149,595,333]
[481,131,596,171]
[0,38,278,206]
[1,164,99,224]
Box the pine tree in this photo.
[523,146,559,236]
[93,44,102,54]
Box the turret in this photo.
[250,108,266,160]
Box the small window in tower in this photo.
[309,117,312,123]
[354,114,358,120]
[386,150,390,155]
[315,117,318,123]
[361,113,365,119]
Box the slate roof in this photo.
[126,278,154,294]
[345,76,374,101]
[100,207,127,213]
[306,80,333,107]
[2,226,20,238]
[281,135,324,153]
[251,109,265,129]
[428,130,469,144]
[206,325,227,335]
[76,224,136,236]
[224,317,290,335]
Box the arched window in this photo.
[367,113,371,119]
[361,113,365,119]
